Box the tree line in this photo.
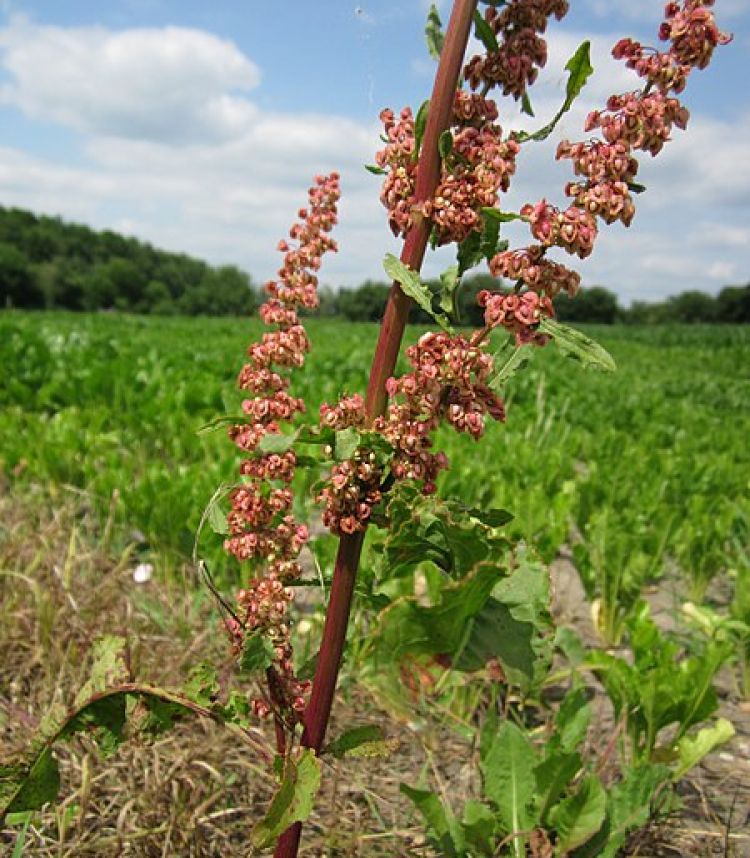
[1,206,747,323]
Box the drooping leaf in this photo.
[2,750,60,815]
[252,749,322,849]
[207,502,229,535]
[539,318,616,372]
[425,4,444,60]
[473,9,499,53]
[521,91,534,117]
[481,721,537,856]
[74,636,129,706]
[383,253,453,332]
[673,718,734,780]
[414,99,430,160]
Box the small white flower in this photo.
[133,562,153,584]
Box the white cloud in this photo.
[582,0,747,23]
[0,16,260,143]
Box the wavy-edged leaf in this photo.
[673,718,734,780]
[383,253,453,332]
[252,749,321,849]
[401,784,463,858]
[549,774,605,854]
[539,318,616,372]
[324,725,398,760]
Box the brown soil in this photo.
[1,488,749,856]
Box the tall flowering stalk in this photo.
[219,1,730,855]
[225,174,340,743]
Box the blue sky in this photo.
[0,0,748,304]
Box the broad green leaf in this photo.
[425,4,444,60]
[481,721,536,857]
[481,208,524,225]
[563,41,594,110]
[334,426,360,461]
[673,718,734,780]
[62,696,127,757]
[414,99,430,160]
[555,687,591,754]
[461,799,497,855]
[383,253,453,332]
[257,428,299,454]
[457,230,482,275]
[3,750,59,815]
[252,750,322,849]
[473,10,499,53]
[324,725,394,759]
[401,784,463,857]
[467,507,513,529]
[534,751,582,825]
[539,318,616,372]
[573,764,670,858]
[549,774,605,854]
[239,632,275,674]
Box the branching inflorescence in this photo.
[220,0,731,836]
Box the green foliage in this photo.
[251,750,321,849]
[383,253,454,331]
[424,4,444,60]
[0,206,258,315]
[539,318,616,372]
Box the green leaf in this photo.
[539,318,616,372]
[512,42,593,144]
[324,725,397,759]
[439,130,454,159]
[334,426,360,461]
[628,181,647,194]
[257,428,300,454]
[74,636,129,706]
[457,230,483,275]
[3,749,60,815]
[467,507,513,528]
[573,764,670,858]
[207,502,229,535]
[521,91,534,117]
[473,9,499,53]
[183,663,220,708]
[555,687,591,754]
[239,632,275,674]
[365,164,387,175]
[534,751,583,825]
[563,41,594,111]
[252,749,322,849]
[481,208,524,224]
[401,784,462,858]
[549,774,606,854]
[196,414,246,436]
[673,718,734,780]
[489,344,533,391]
[461,799,497,854]
[425,4,444,60]
[383,253,453,332]
[414,99,430,160]
[481,721,536,856]
[438,265,461,318]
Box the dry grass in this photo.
[1,483,749,856]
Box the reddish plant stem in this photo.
[273,3,477,856]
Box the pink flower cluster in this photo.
[478,289,554,346]
[464,0,570,100]
[317,453,384,536]
[224,173,340,721]
[375,93,519,245]
[490,245,581,299]
[375,333,505,494]
[510,0,729,297]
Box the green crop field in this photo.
[1,311,748,594]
